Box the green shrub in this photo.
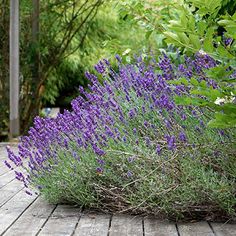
[6,54,236,220]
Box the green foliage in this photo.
[162,1,236,128]
[43,2,157,107]
[119,0,236,128]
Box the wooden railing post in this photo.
[9,0,20,138]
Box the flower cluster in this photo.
[4,53,233,198]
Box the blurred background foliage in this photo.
[0,0,156,139]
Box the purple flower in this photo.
[128,109,136,119]
[94,61,106,74]
[25,190,33,196]
[223,37,233,46]
[181,113,187,121]
[115,54,122,63]
[92,144,106,156]
[179,131,187,142]
[97,158,105,165]
[96,167,103,174]
[219,130,225,136]
[156,144,161,155]
[165,135,176,150]
[64,139,69,149]
[145,137,151,147]
[4,160,13,170]
[127,170,133,177]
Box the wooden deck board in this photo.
[74,213,111,236]
[109,215,143,236]
[210,222,236,236]
[38,205,81,236]
[0,172,15,189]
[144,218,178,236]
[178,221,215,236]
[3,197,56,236]
[0,190,37,235]
[0,180,23,207]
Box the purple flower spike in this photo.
[156,145,161,155]
[179,131,187,142]
[181,113,187,121]
[166,135,176,151]
[128,109,136,119]
[97,158,105,165]
[4,160,13,170]
[96,167,103,174]
[94,60,106,74]
[127,170,133,177]
[25,190,33,196]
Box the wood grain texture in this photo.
[74,213,111,236]
[178,221,215,236]
[0,171,15,189]
[109,214,143,236]
[210,222,236,236]
[38,204,81,236]
[0,190,37,235]
[144,218,178,236]
[4,197,55,236]
[0,180,23,207]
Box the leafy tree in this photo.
[21,0,104,131]
[118,0,236,128]
[0,0,104,137]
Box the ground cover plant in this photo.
[5,53,236,220]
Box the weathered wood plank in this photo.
[0,180,23,207]
[109,215,143,236]
[0,190,37,235]
[74,213,110,236]
[144,218,178,236]
[210,222,236,236]
[4,197,55,236]
[178,221,214,236]
[0,162,11,176]
[38,204,81,236]
[0,149,8,158]
[0,171,15,189]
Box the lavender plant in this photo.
[5,53,236,220]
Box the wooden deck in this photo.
[0,145,236,236]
